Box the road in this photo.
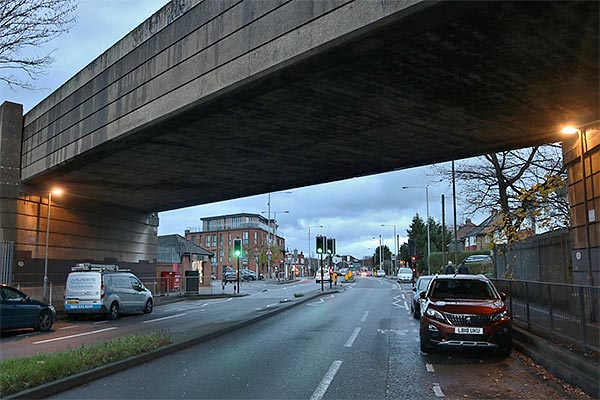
[41,277,586,400]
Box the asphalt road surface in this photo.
[46,277,588,399]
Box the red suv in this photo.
[419,275,511,356]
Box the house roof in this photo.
[457,219,478,240]
[158,234,213,257]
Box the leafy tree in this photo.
[432,145,568,243]
[1,0,77,89]
[372,245,391,269]
[401,214,450,270]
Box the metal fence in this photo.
[493,278,599,353]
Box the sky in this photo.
[1,0,477,260]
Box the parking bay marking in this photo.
[143,313,186,324]
[34,327,117,344]
[426,363,435,372]
[360,310,369,322]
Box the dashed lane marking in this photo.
[344,327,361,347]
[143,313,186,324]
[360,310,369,322]
[309,360,343,400]
[34,327,116,344]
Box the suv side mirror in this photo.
[499,291,507,301]
[419,291,427,299]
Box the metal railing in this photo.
[493,278,599,353]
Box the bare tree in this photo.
[0,0,77,89]
[432,144,569,243]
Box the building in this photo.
[185,213,285,279]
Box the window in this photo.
[219,233,223,246]
[242,231,249,245]
[254,231,258,244]
[228,233,232,246]
[219,248,224,263]
[212,234,217,247]
[206,235,211,247]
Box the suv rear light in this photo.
[101,278,105,299]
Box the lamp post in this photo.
[262,207,289,281]
[562,126,594,286]
[402,185,431,274]
[308,225,323,277]
[381,224,397,275]
[43,188,62,303]
[264,192,291,281]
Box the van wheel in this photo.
[36,310,53,332]
[109,302,119,320]
[144,299,153,314]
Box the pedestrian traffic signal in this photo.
[316,236,326,254]
[233,238,242,257]
[326,238,336,255]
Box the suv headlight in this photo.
[425,308,445,321]
[491,310,509,322]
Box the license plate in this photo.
[455,327,483,334]
[66,300,79,305]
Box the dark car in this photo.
[419,275,511,356]
[0,284,56,332]
[411,275,433,319]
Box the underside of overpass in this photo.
[20,0,600,212]
[1,0,598,285]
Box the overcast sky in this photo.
[2,1,477,259]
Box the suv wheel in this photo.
[144,298,153,314]
[109,302,120,320]
[495,341,512,358]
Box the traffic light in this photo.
[233,238,242,257]
[326,238,336,255]
[411,256,416,262]
[316,236,326,254]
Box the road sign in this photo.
[266,249,272,256]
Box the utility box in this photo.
[185,270,199,294]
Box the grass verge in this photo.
[0,332,171,397]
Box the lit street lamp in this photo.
[562,126,594,286]
[402,185,431,274]
[308,225,323,276]
[43,188,62,303]
[381,224,397,275]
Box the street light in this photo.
[381,224,397,275]
[43,188,62,303]
[402,185,431,274]
[561,125,594,286]
[308,225,323,276]
[265,192,291,281]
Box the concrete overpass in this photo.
[1,0,598,284]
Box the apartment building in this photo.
[185,213,285,279]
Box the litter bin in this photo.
[185,270,199,294]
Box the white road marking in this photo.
[143,313,186,324]
[404,300,409,310]
[309,360,343,400]
[34,327,116,344]
[433,383,445,397]
[360,310,369,322]
[426,363,435,372]
[59,325,78,330]
[392,295,404,308]
[94,320,109,325]
[307,299,325,306]
[344,327,361,347]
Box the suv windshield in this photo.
[429,279,496,299]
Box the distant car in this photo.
[411,275,433,319]
[396,267,413,283]
[464,255,492,264]
[315,268,331,283]
[0,284,56,332]
[338,268,348,277]
[419,274,511,356]
[224,271,239,282]
[375,269,386,277]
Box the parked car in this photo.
[64,263,153,320]
[396,267,413,283]
[0,284,56,332]
[464,254,492,264]
[419,274,511,356]
[411,275,433,319]
[375,269,386,277]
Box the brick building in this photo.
[185,213,285,279]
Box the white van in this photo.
[64,264,153,319]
